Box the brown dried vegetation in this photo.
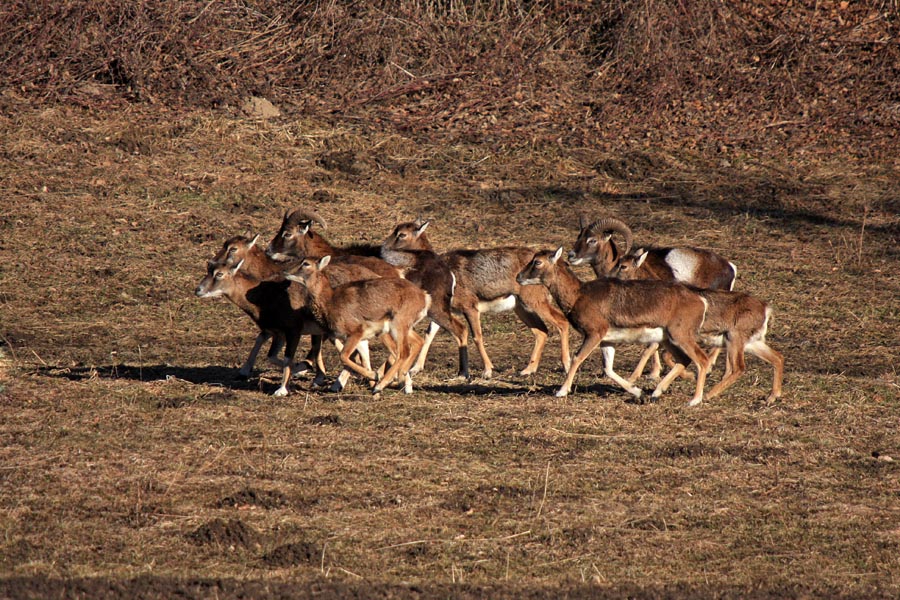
[0,1,899,599]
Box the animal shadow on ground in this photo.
[28,364,706,404]
[417,380,533,396]
[30,364,259,390]
[26,363,541,398]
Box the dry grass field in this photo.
[1,1,899,598]
[1,97,897,599]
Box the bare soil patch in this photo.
[262,541,323,568]
[189,518,263,551]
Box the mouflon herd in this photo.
[196,209,783,405]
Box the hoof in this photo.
[291,360,313,376]
[519,367,537,377]
[688,397,703,407]
[554,387,569,398]
[629,387,643,399]
[236,371,251,381]
[482,369,493,379]
[272,387,288,397]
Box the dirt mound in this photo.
[262,541,322,568]
[188,518,261,550]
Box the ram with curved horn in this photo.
[569,216,737,381]
[266,206,388,264]
[570,217,735,290]
[573,215,634,276]
[615,249,784,404]
[517,247,711,406]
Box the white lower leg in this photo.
[411,322,440,374]
[602,346,642,397]
[356,340,372,372]
[273,364,291,397]
[403,373,413,394]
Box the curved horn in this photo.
[287,208,327,230]
[590,217,633,257]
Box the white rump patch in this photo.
[602,327,665,344]
[362,321,391,339]
[665,249,701,283]
[701,333,726,348]
[478,295,517,314]
[417,292,432,323]
[744,339,770,355]
[746,306,771,345]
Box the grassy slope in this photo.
[0,93,897,598]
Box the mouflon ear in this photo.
[551,247,564,264]
[634,249,649,268]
